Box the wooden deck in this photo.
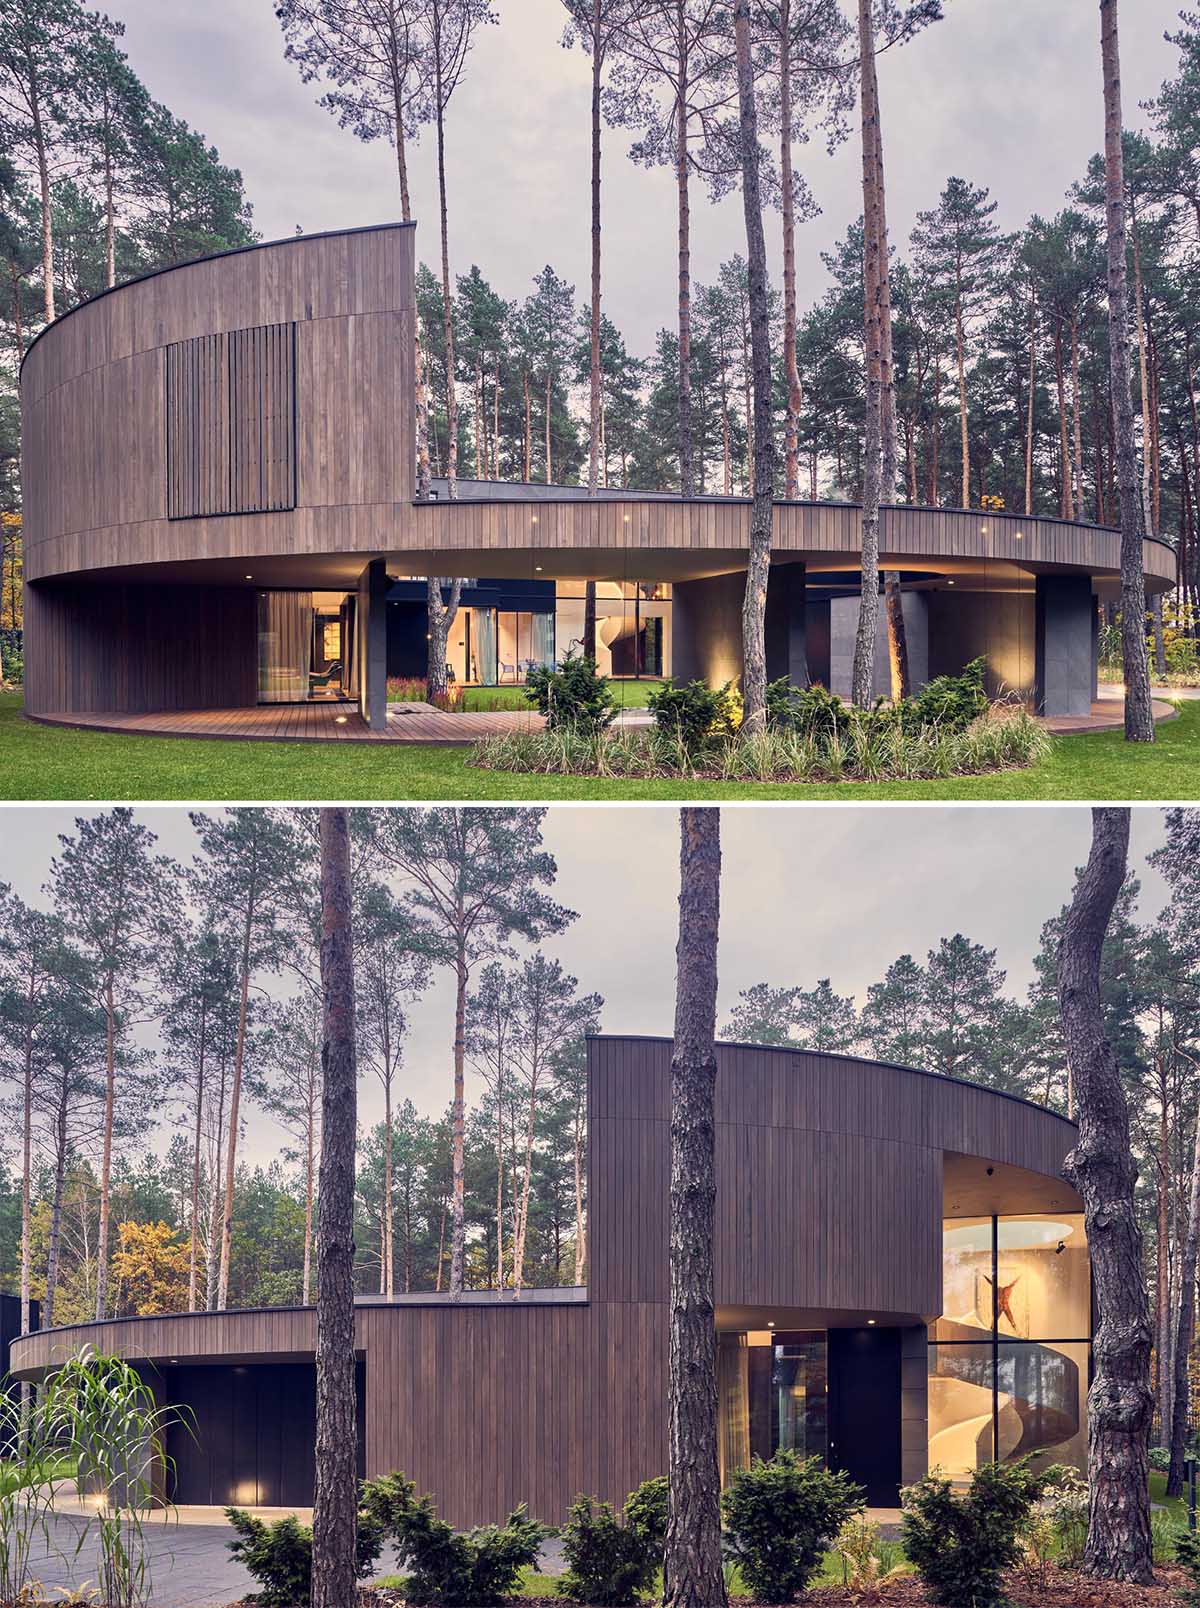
[23,691,1176,745]
[25,701,544,745]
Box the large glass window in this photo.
[258,591,352,703]
[554,579,673,678]
[716,1329,827,1487]
[930,1214,1090,1476]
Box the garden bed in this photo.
[222,1568,1192,1607]
[470,706,1051,786]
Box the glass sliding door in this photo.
[257,592,312,702]
[257,590,352,703]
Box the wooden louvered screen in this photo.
[166,322,296,518]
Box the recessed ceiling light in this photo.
[335,715,348,725]
[947,580,955,586]
[867,1318,876,1326]
[767,1320,775,1329]
[245,573,253,580]
[535,565,542,571]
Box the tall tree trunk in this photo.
[219,887,257,1311]
[1156,1062,1172,1436]
[779,0,801,500]
[523,371,532,481]
[1166,1059,1200,1496]
[20,969,34,1342]
[95,974,116,1320]
[1025,284,1037,515]
[382,1066,394,1301]
[415,322,432,499]
[1059,806,1153,1584]
[675,18,693,498]
[852,0,884,708]
[435,72,459,497]
[32,85,54,324]
[955,277,969,506]
[735,0,773,731]
[1071,310,1085,519]
[449,939,468,1295]
[545,370,553,485]
[588,16,603,496]
[187,1000,207,1312]
[573,1098,586,1286]
[663,808,725,1608]
[103,139,116,291]
[311,809,358,1608]
[44,1092,68,1330]
[1055,324,1073,520]
[1101,0,1155,742]
[1132,226,1153,539]
[583,581,597,661]
[426,576,462,700]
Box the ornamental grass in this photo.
[470,704,1051,786]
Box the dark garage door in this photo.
[164,1361,364,1507]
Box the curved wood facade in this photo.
[10,1039,1080,1524]
[18,223,1172,722]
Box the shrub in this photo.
[913,655,988,729]
[525,651,616,732]
[901,1457,1046,1608]
[225,1504,385,1606]
[1176,1529,1200,1608]
[647,677,740,750]
[721,1451,864,1604]
[559,1478,667,1606]
[360,1472,546,1606]
[765,677,854,737]
[1150,1445,1172,1471]
[1040,1463,1088,1569]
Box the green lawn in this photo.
[3,690,1198,801]
[390,680,666,713]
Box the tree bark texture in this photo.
[311,808,359,1608]
[1100,0,1155,742]
[588,13,603,495]
[675,12,693,499]
[449,944,468,1295]
[734,0,774,731]
[1059,806,1154,1584]
[1166,1059,1200,1497]
[663,808,726,1608]
[852,0,883,708]
[426,577,462,699]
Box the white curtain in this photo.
[530,611,555,669]
[471,607,497,685]
[258,591,312,702]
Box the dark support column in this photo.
[357,558,389,730]
[1035,574,1095,717]
[765,562,808,686]
[1091,594,1100,701]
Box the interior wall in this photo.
[671,572,745,686]
[23,581,257,714]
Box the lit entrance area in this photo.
[717,1327,902,1506]
[257,590,355,704]
[928,1213,1090,1478]
[386,577,674,687]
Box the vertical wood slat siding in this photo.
[586,1038,1078,1319]
[6,1037,1082,1528]
[167,322,295,518]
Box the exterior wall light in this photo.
[867,1319,876,1326]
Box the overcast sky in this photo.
[0,805,1173,1171]
[98,0,1184,356]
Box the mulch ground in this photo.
[222,1570,1192,1607]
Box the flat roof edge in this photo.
[586,1033,1078,1127]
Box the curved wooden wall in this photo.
[587,1038,1079,1319]
[20,224,1171,589]
[21,224,416,587]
